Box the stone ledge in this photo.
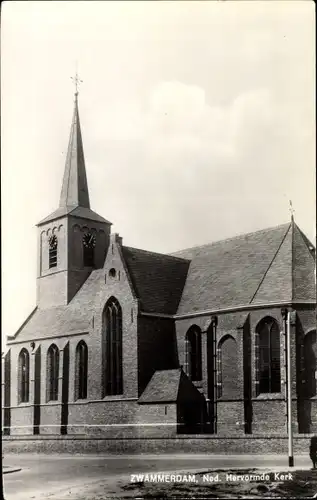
[2,435,313,455]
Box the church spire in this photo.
[59,75,90,209]
[289,200,295,224]
[37,74,111,226]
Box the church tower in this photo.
[36,85,111,308]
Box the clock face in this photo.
[49,235,58,249]
[83,232,96,249]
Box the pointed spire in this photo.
[59,76,90,209]
[289,200,295,224]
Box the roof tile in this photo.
[122,247,190,314]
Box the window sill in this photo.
[102,394,125,401]
[217,397,241,402]
[253,393,284,400]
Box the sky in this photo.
[1,1,315,338]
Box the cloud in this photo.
[86,80,304,251]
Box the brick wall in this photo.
[217,402,245,435]
[37,215,111,307]
[37,220,68,307]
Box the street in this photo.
[3,453,312,499]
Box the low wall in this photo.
[2,434,313,455]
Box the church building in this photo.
[2,90,316,450]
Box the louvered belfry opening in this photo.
[83,244,94,267]
[103,297,123,396]
[49,239,58,268]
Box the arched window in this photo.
[18,348,29,403]
[303,330,317,398]
[47,344,59,401]
[48,235,58,268]
[185,326,202,381]
[75,341,88,400]
[218,335,239,399]
[255,317,281,394]
[83,232,95,267]
[102,297,123,396]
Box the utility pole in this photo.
[211,316,218,435]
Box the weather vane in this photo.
[289,200,295,221]
[71,69,83,96]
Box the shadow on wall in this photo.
[310,436,317,469]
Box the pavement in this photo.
[2,453,314,500]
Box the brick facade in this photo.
[3,258,316,441]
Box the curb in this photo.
[3,467,22,475]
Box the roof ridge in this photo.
[8,307,38,339]
[171,222,291,255]
[249,223,291,304]
[296,225,315,253]
[123,245,190,262]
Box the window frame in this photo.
[18,348,30,404]
[47,344,59,402]
[75,340,88,400]
[185,326,202,382]
[256,317,281,395]
[103,297,123,396]
[303,329,317,398]
[48,236,58,268]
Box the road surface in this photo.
[3,453,312,500]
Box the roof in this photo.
[9,221,315,344]
[37,95,111,226]
[59,94,90,209]
[7,269,105,343]
[172,222,315,315]
[138,369,182,403]
[122,246,190,314]
[138,368,203,404]
[37,206,111,226]
[7,305,92,343]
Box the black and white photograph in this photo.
[1,1,316,498]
